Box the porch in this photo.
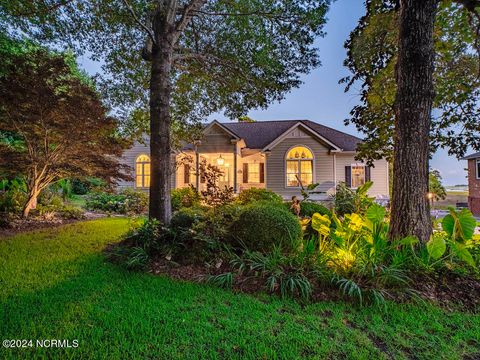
[175,150,266,194]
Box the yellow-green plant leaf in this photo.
[366,203,386,224]
[442,208,476,241]
[450,242,476,267]
[311,213,331,237]
[426,235,446,260]
[346,213,364,232]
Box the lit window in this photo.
[351,165,365,188]
[248,164,260,183]
[286,146,314,187]
[136,154,150,188]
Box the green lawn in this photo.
[1,219,479,359]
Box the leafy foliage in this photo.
[199,161,234,207]
[332,181,374,216]
[342,0,480,163]
[425,208,478,267]
[429,170,447,201]
[171,186,201,211]
[86,189,148,214]
[0,36,130,217]
[299,201,331,218]
[232,203,302,253]
[236,188,283,205]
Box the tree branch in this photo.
[174,0,207,41]
[121,0,156,45]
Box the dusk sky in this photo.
[79,0,469,185]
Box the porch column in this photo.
[195,150,200,192]
[233,143,238,193]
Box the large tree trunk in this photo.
[148,15,174,224]
[389,0,438,243]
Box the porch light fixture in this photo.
[217,154,225,166]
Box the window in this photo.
[135,155,150,188]
[477,159,480,180]
[286,146,314,187]
[248,163,260,183]
[351,165,365,188]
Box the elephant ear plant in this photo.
[427,208,477,267]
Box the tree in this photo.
[342,0,480,242]
[1,0,330,224]
[0,45,130,217]
[429,169,447,202]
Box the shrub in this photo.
[58,205,85,220]
[171,186,201,211]
[170,207,204,231]
[192,203,243,244]
[121,188,149,214]
[332,181,374,216]
[86,189,148,214]
[0,180,27,214]
[71,177,108,195]
[232,203,302,253]
[237,188,283,205]
[299,201,331,218]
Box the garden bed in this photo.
[0,211,107,237]
[143,255,480,311]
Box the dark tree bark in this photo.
[389,0,438,243]
[148,9,175,224]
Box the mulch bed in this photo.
[144,255,480,311]
[0,211,107,238]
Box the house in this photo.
[118,120,390,201]
[462,151,480,215]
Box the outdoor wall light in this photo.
[217,154,224,166]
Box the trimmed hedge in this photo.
[170,207,204,231]
[299,201,331,218]
[236,188,283,205]
[233,203,302,253]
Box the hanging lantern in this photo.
[217,154,225,165]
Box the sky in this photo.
[78,0,468,186]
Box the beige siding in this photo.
[334,154,389,197]
[116,139,176,191]
[266,128,335,199]
[197,124,236,153]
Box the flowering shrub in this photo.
[86,189,148,214]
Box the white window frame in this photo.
[248,163,260,183]
[135,154,151,189]
[285,145,315,188]
[476,159,480,180]
[350,164,366,189]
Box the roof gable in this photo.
[221,120,361,151]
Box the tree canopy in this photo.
[1,0,329,138]
[342,0,480,164]
[0,35,130,216]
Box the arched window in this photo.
[135,154,150,188]
[285,146,314,187]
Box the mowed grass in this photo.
[1,219,479,359]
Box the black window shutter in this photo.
[345,166,352,188]
[243,163,249,183]
[184,164,190,184]
[259,163,265,183]
[365,166,371,182]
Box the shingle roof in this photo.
[461,152,480,160]
[221,120,362,151]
